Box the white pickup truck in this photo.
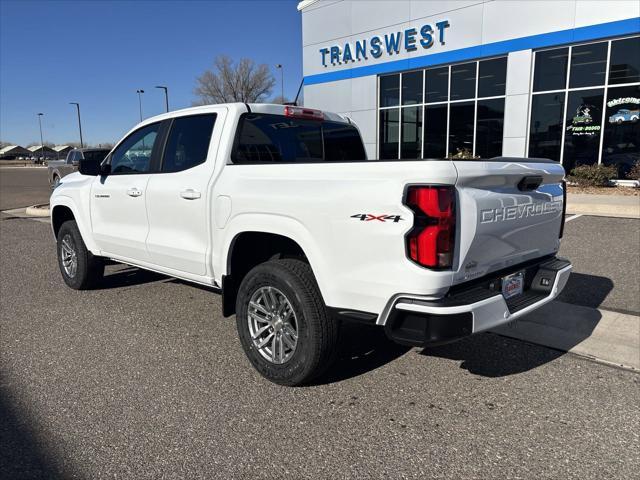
[50,103,571,385]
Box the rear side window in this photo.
[232,113,366,163]
[162,114,216,172]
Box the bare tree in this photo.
[271,95,291,105]
[193,55,276,105]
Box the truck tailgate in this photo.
[452,159,565,284]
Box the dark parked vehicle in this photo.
[48,148,110,188]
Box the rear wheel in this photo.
[236,259,339,386]
[57,220,104,289]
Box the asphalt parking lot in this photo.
[0,167,50,210]
[1,171,639,479]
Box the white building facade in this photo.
[299,0,640,176]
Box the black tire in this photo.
[56,220,104,290]
[51,174,60,190]
[236,259,339,386]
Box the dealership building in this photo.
[299,1,640,175]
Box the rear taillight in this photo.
[405,185,456,269]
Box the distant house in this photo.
[0,145,31,160]
[27,145,56,160]
[53,145,73,159]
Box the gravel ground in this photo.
[1,217,639,479]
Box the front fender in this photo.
[50,195,100,254]
[215,213,335,306]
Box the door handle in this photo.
[126,188,142,197]
[180,189,201,200]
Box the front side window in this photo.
[110,122,160,174]
[162,114,216,172]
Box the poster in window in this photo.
[602,85,640,178]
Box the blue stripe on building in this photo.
[304,16,640,86]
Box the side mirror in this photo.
[100,163,111,175]
[78,158,100,176]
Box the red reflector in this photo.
[405,186,456,268]
[284,105,324,121]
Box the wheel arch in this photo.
[219,221,329,317]
[50,197,99,253]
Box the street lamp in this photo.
[69,102,84,148]
[275,64,284,103]
[37,113,45,163]
[155,85,169,112]
[136,89,145,122]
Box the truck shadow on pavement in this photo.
[556,272,616,310]
[0,388,63,480]
[95,265,169,290]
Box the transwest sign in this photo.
[319,20,450,67]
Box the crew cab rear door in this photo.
[145,107,227,277]
[452,158,565,284]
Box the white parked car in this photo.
[50,103,572,385]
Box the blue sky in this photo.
[0,0,302,146]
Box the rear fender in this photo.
[217,213,332,305]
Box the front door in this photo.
[90,122,162,262]
[145,110,224,276]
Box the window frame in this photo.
[377,55,508,159]
[526,35,640,166]
[158,113,217,173]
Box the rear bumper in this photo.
[382,257,572,347]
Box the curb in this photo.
[493,301,639,371]
[25,203,50,217]
[566,203,640,219]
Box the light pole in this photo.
[155,85,169,112]
[136,89,144,122]
[69,102,84,148]
[275,64,284,103]
[37,113,44,163]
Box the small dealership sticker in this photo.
[351,214,404,222]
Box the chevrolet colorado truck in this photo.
[50,103,572,386]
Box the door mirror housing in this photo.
[79,158,110,176]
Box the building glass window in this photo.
[425,67,448,103]
[608,37,640,85]
[533,48,568,92]
[529,92,565,161]
[478,57,507,98]
[562,89,604,172]
[529,36,640,174]
[476,98,505,159]
[423,104,447,158]
[569,42,607,88]
[602,84,640,177]
[379,109,399,159]
[401,107,422,158]
[379,74,400,107]
[402,70,423,105]
[378,56,507,159]
[450,62,477,101]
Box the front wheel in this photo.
[57,220,104,289]
[236,259,339,386]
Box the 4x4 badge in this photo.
[351,214,404,223]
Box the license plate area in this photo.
[502,272,524,300]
